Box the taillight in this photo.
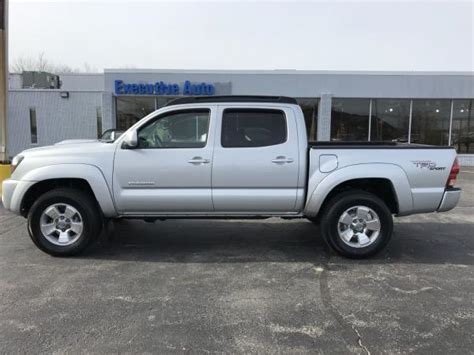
[447,157,460,188]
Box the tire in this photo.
[27,188,103,256]
[320,190,393,258]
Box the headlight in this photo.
[11,155,24,174]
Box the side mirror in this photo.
[122,130,138,149]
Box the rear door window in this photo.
[221,109,287,148]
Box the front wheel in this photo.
[27,188,102,256]
[320,191,393,258]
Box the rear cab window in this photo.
[221,108,287,148]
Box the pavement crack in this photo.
[386,285,437,294]
[318,252,372,354]
[352,325,371,355]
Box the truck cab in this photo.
[114,98,306,215]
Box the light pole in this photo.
[0,0,8,163]
[0,0,7,163]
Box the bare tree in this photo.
[10,52,101,74]
[82,62,99,73]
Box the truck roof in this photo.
[165,95,298,106]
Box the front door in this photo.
[113,107,216,214]
[212,106,300,212]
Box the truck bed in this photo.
[305,142,457,216]
[309,141,454,149]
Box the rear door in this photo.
[211,105,300,212]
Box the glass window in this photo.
[29,108,37,144]
[96,107,103,138]
[331,99,370,141]
[452,99,474,153]
[221,109,287,148]
[296,98,319,141]
[371,99,410,142]
[411,100,451,145]
[137,109,210,148]
[116,96,156,131]
[156,97,177,109]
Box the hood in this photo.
[55,139,98,145]
[12,140,117,181]
[20,140,114,157]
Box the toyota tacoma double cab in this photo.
[2,96,461,258]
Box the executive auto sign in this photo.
[114,80,215,96]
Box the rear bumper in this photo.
[437,187,461,213]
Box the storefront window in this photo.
[452,99,474,153]
[116,97,156,131]
[296,98,319,141]
[156,97,176,109]
[371,99,410,142]
[116,96,178,131]
[411,100,451,145]
[331,99,370,141]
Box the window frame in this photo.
[450,99,474,153]
[410,98,452,146]
[220,108,288,149]
[369,98,411,143]
[135,108,212,149]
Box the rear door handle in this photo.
[272,156,294,164]
[188,157,210,165]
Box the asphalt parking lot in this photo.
[0,169,473,354]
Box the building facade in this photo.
[8,69,474,165]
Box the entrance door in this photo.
[212,106,300,212]
[113,107,216,214]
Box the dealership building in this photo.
[7,69,474,165]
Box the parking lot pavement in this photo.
[0,170,473,354]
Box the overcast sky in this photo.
[9,0,474,72]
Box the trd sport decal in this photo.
[411,160,446,171]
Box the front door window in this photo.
[137,110,210,148]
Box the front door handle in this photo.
[272,156,294,164]
[188,157,210,165]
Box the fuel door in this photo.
[319,154,338,173]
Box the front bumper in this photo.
[437,187,461,213]
[1,179,36,214]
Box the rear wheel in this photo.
[320,191,393,258]
[27,188,102,256]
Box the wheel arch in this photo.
[305,163,413,218]
[19,164,117,218]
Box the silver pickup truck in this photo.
[2,96,461,258]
